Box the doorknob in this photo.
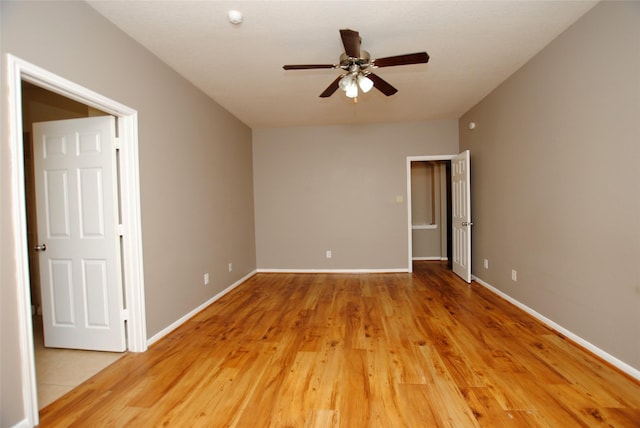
[34,244,47,252]
[462,221,474,227]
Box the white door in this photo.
[452,150,472,283]
[33,116,126,352]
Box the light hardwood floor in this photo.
[39,262,640,427]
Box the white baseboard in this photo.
[11,419,30,428]
[412,257,448,261]
[472,275,640,381]
[256,268,408,274]
[146,270,256,346]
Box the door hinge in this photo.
[121,308,129,321]
[117,224,124,236]
[113,137,121,150]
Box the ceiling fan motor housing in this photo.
[339,50,371,73]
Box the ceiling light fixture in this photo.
[338,71,374,102]
[357,74,373,93]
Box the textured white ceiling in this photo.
[87,0,597,128]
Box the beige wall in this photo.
[460,1,640,371]
[411,162,436,226]
[253,121,458,270]
[1,2,255,425]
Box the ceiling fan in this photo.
[283,29,429,100]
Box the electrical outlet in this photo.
[228,263,233,272]
[483,259,489,269]
[326,250,332,259]
[511,270,517,282]
[204,273,210,285]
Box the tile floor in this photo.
[33,316,125,409]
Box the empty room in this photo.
[1,1,639,427]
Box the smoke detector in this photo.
[227,10,243,25]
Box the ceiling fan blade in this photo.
[340,29,361,58]
[373,52,430,68]
[367,73,398,96]
[319,76,342,98]
[283,64,335,70]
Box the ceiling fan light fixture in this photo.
[357,74,373,93]
[339,74,354,91]
[345,80,358,98]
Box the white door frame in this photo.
[406,154,457,273]
[7,54,147,426]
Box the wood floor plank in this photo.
[397,383,442,427]
[461,386,536,428]
[304,409,339,428]
[38,262,640,427]
[338,349,371,427]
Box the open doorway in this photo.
[8,55,147,426]
[22,82,110,324]
[408,160,452,268]
[406,153,471,281]
[22,82,126,408]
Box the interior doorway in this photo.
[408,160,452,267]
[406,152,472,281]
[22,82,112,324]
[8,55,147,426]
[22,84,127,407]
